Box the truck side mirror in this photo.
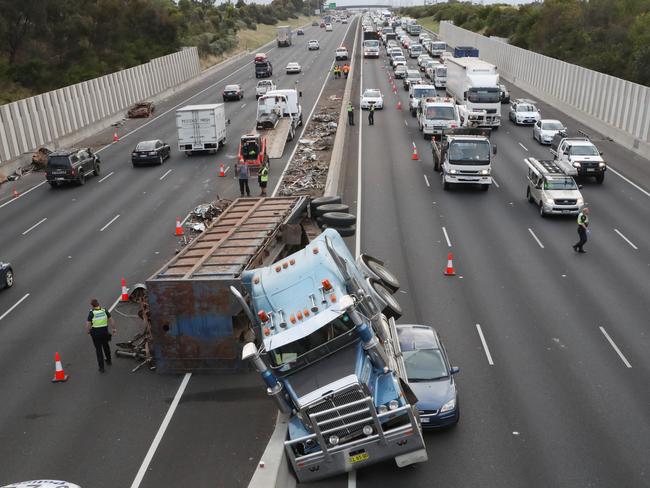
[492,144,497,155]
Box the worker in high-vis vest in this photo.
[85,298,116,373]
[573,207,590,253]
[347,102,354,126]
[258,162,269,196]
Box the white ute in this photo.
[256,80,276,99]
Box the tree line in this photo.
[401,0,650,87]
[0,0,311,104]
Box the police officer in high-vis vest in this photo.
[258,162,269,196]
[573,207,590,253]
[85,299,116,372]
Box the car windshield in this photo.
[545,177,577,190]
[449,141,491,164]
[413,88,436,99]
[364,90,381,98]
[407,71,421,79]
[517,104,536,112]
[48,155,71,168]
[568,144,600,156]
[467,88,500,103]
[425,106,456,120]
[432,42,446,50]
[270,313,355,368]
[542,121,564,130]
[136,141,156,151]
[403,348,448,381]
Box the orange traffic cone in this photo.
[52,352,68,383]
[121,278,129,301]
[113,129,119,142]
[12,187,20,198]
[175,217,184,236]
[396,100,402,110]
[444,253,456,276]
[392,85,397,94]
[411,142,419,161]
[219,164,226,177]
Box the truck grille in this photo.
[554,199,577,205]
[485,109,497,114]
[459,170,479,175]
[306,388,373,442]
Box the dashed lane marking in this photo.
[0,293,30,322]
[22,217,47,236]
[476,323,494,366]
[599,326,632,368]
[528,228,545,249]
[614,229,638,250]
[100,214,120,232]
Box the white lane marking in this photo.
[614,228,638,250]
[442,226,452,248]
[355,23,364,259]
[0,293,30,322]
[98,171,114,183]
[271,20,355,197]
[22,217,47,236]
[108,295,121,313]
[599,326,632,368]
[0,180,47,210]
[476,323,494,366]
[423,174,430,187]
[519,142,528,151]
[608,165,650,198]
[241,103,247,108]
[528,228,545,249]
[348,469,357,488]
[492,177,500,188]
[100,214,121,232]
[404,119,408,126]
[159,169,172,181]
[130,373,192,488]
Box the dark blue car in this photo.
[397,325,460,429]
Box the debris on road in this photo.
[127,101,155,118]
[175,199,231,253]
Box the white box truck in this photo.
[446,57,501,128]
[255,89,303,158]
[277,26,292,47]
[176,104,227,155]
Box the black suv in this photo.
[46,148,100,186]
[0,261,13,289]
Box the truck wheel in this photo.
[322,224,356,237]
[596,173,605,184]
[481,184,489,191]
[310,195,341,215]
[314,203,350,217]
[321,212,356,227]
[527,187,534,203]
[364,257,400,292]
[370,280,402,320]
[442,173,450,190]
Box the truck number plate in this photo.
[587,168,595,172]
[349,452,369,463]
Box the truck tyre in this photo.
[362,256,400,292]
[442,173,450,190]
[323,225,356,237]
[314,203,350,217]
[527,187,534,203]
[370,280,402,320]
[310,195,342,215]
[321,212,356,227]
[481,184,489,191]
[596,173,605,184]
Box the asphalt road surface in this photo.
[0,19,357,488]
[335,26,650,488]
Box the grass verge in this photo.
[200,15,317,70]
[418,17,440,34]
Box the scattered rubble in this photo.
[277,106,340,197]
[175,199,231,252]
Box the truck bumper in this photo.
[444,174,492,186]
[285,404,426,482]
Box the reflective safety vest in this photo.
[577,212,588,226]
[369,104,375,112]
[91,308,109,328]
[259,166,269,182]
[343,65,350,73]
[347,105,353,113]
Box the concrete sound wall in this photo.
[439,21,650,160]
[0,47,201,164]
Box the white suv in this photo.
[335,47,349,60]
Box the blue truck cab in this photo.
[237,229,427,482]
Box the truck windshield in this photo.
[425,106,456,120]
[467,88,500,103]
[449,141,491,164]
[432,43,446,50]
[413,88,436,99]
[545,178,577,190]
[270,313,356,369]
[435,68,447,77]
[568,145,599,156]
[363,40,379,48]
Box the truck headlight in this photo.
[362,425,374,436]
[440,398,456,413]
[388,399,399,410]
[378,404,388,414]
[480,169,490,175]
[449,169,458,175]
[328,435,339,446]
